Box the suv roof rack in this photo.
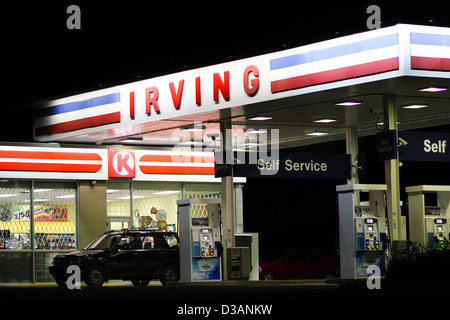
[104,227,176,234]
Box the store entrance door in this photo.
[107,217,133,231]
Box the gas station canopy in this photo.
[33,24,450,149]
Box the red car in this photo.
[259,249,338,280]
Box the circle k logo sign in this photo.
[108,149,136,178]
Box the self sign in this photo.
[399,131,450,162]
[424,139,447,153]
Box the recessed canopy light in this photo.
[419,87,447,92]
[249,116,272,121]
[246,129,268,134]
[179,141,204,146]
[306,131,329,136]
[240,142,259,147]
[377,121,400,126]
[335,102,361,106]
[313,118,337,123]
[402,104,428,109]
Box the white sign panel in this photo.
[33,25,450,142]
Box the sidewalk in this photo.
[0,280,163,287]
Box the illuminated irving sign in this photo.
[35,24,446,143]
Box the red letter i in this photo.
[129,91,135,119]
[195,76,201,106]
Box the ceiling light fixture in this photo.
[402,104,428,109]
[419,87,447,92]
[249,116,273,121]
[246,129,268,134]
[313,118,337,123]
[377,121,400,126]
[179,141,204,146]
[334,102,361,106]
[240,142,259,147]
[306,131,329,136]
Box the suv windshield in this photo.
[85,234,119,250]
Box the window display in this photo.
[33,181,77,250]
[106,182,222,232]
[0,181,77,251]
[133,182,182,231]
[0,181,31,250]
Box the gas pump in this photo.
[407,185,450,250]
[337,184,388,279]
[431,218,449,249]
[177,198,222,282]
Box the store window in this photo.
[106,182,222,232]
[0,181,77,251]
[184,183,221,219]
[0,180,78,283]
[0,181,31,250]
[107,182,132,230]
[133,182,182,231]
[33,181,77,250]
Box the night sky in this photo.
[4,2,450,111]
[3,2,450,257]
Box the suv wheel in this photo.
[160,265,179,285]
[131,278,151,286]
[84,265,106,287]
[55,277,67,287]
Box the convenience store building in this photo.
[1,24,450,282]
[0,146,244,282]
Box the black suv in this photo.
[49,230,180,287]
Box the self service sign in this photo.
[233,152,350,179]
[399,131,450,162]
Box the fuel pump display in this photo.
[193,227,216,257]
[432,218,449,249]
[356,218,381,251]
